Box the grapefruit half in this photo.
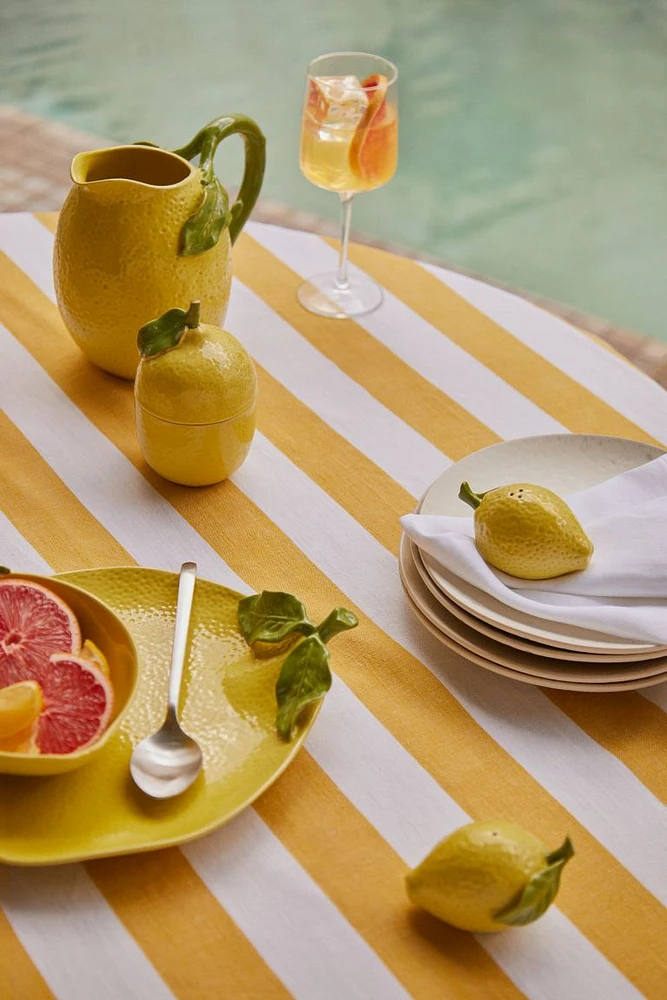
[0,579,81,687]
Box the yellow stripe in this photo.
[87,852,290,1000]
[341,239,665,446]
[4,245,667,995]
[235,233,501,460]
[0,909,54,1000]
[255,364,410,551]
[549,691,667,803]
[255,751,523,1000]
[0,416,516,998]
[0,411,130,570]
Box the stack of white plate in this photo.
[399,434,667,692]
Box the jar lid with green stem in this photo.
[135,301,258,425]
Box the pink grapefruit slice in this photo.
[35,654,113,755]
[0,579,81,688]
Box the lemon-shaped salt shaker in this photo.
[135,301,257,486]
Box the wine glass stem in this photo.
[336,192,354,289]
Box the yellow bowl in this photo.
[0,574,138,776]
[135,400,256,487]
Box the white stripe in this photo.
[428,264,667,445]
[0,510,51,574]
[183,811,409,1000]
[247,221,566,440]
[0,219,657,996]
[1,866,174,1000]
[233,435,667,905]
[0,213,56,299]
[226,279,447,496]
[311,683,643,1000]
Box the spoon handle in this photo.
[168,561,197,716]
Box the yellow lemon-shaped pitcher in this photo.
[54,116,265,380]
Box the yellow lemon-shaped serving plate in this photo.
[0,567,319,865]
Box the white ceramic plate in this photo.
[399,534,667,686]
[419,434,665,655]
[402,582,667,693]
[411,542,667,664]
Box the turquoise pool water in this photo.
[3,0,667,340]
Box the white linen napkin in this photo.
[401,454,667,644]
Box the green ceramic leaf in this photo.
[179,177,230,257]
[494,837,575,926]
[238,592,316,644]
[0,566,10,574]
[275,635,332,741]
[137,308,188,358]
[137,302,201,358]
[316,607,359,644]
[545,835,575,867]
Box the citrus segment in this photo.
[349,74,396,186]
[0,579,81,687]
[35,654,113,755]
[80,639,111,678]
[0,721,39,753]
[0,681,42,739]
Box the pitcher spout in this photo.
[70,145,194,195]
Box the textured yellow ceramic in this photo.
[460,481,594,580]
[0,567,318,865]
[0,574,137,776]
[54,146,233,380]
[135,314,257,486]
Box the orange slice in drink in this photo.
[349,74,394,185]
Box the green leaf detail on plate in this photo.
[137,301,201,358]
[494,837,575,926]
[316,607,359,644]
[0,566,10,574]
[238,591,316,644]
[238,589,359,740]
[179,176,230,257]
[275,635,332,741]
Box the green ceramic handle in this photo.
[173,114,266,254]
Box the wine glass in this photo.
[298,51,398,318]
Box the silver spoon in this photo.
[130,561,203,799]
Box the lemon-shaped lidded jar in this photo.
[135,301,257,486]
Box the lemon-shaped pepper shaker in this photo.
[459,481,593,579]
[135,301,257,486]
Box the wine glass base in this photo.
[297,272,383,318]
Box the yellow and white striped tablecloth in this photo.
[1,212,666,1000]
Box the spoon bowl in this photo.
[130,708,203,799]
